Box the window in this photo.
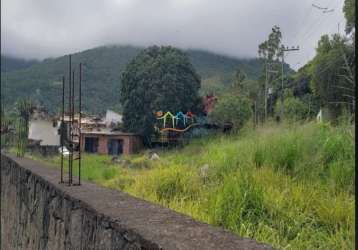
[84,137,99,153]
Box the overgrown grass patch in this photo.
[27,121,355,249]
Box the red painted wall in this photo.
[80,134,142,155]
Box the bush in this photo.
[209,94,252,131]
[275,96,309,121]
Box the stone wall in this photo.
[1,153,273,250]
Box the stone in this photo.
[149,153,160,161]
[111,156,130,166]
[199,164,209,180]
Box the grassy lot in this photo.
[28,121,355,249]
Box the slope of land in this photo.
[1,46,272,114]
[1,55,38,72]
[26,121,355,249]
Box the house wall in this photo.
[81,134,142,155]
[28,119,60,146]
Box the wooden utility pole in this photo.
[265,62,268,121]
[264,62,279,121]
[280,46,300,120]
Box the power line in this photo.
[292,0,340,68]
[291,3,314,42]
[295,0,336,46]
[312,4,328,10]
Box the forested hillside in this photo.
[1,55,38,72]
[1,45,269,114]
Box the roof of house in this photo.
[62,114,105,124]
[81,127,139,136]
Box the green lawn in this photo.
[28,121,355,249]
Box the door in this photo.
[108,139,123,155]
[84,137,99,153]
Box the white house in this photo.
[28,117,60,146]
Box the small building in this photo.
[28,119,60,146]
[80,128,142,155]
[28,109,60,155]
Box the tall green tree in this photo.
[232,68,247,91]
[257,25,285,121]
[310,34,355,119]
[120,46,201,141]
[343,0,355,34]
[258,25,283,62]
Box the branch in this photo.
[333,85,355,92]
[328,101,354,106]
[340,46,355,80]
[342,94,356,100]
[338,74,355,84]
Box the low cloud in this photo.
[1,0,345,69]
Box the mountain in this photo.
[1,55,38,72]
[1,45,269,115]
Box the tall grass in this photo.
[30,121,355,249]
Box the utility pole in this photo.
[264,62,278,121]
[280,46,299,120]
[265,62,268,121]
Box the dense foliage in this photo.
[343,0,355,34]
[275,95,310,121]
[120,46,201,140]
[309,34,355,119]
[209,94,252,131]
[1,46,265,115]
[258,25,283,62]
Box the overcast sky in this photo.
[1,0,345,70]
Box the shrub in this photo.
[275,96,309,121]
[209,94,252,131]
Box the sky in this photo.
[1,0,346,70]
